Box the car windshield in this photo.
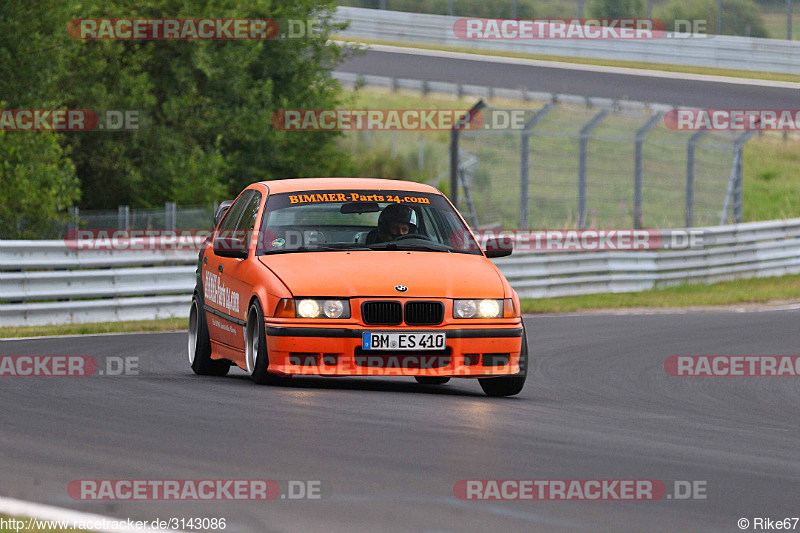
[256,189,482,255]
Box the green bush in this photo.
[587,0,645,18]
[655,0,768,36]
[0,128,80,239]
[0,0,354,217]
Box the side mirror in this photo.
[483,236,513,258]
[213,200,234,229]
[214,236,248,259]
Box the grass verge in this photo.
[0,317,186,339]
[520,274,800,313]
[337,36,800,84]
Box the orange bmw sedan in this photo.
[188,178,527,396]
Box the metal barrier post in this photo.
[634,113,664,229]
[166,202,177,230]
[686,131,708,227]
[520,104,555,229]
[734,131,756,223]
[450,100,485,208]
[578,110,609,229]
[68,206,79,233]
[118,205,130,230]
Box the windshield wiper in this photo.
[258,244,373,255]
[259,244,340,255]
[368,240,452,253]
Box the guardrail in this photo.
[2,218,800,327]
[0,241,198,327]
[335,6,800,74]
[332,71,675,112]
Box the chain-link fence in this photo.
[451,101,753,230]
[2,204,218,240]
[68,204,216,232]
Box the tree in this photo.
[0,128,80,239]
[588,0,645,18]
[1,0,353,224]
[57,0,352,208]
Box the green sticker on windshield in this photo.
[272,238,285,247]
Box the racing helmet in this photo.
[378,204,418,234]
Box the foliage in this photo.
[654,0,768,36]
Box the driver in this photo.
[366,204,418,244]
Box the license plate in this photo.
[362,332,446,351]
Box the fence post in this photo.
[578,109,609,229]
[519,104,555,229]
[166,202,177,231]
[118,205,130,230]
[685,130,708,228]
[634,112,664,229]
[450,99,486,208]
[789,0,794,40]
[734,131,755,223]
[68,206,79,234]
[720,131,755,225]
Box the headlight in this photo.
[454,299,503,319]
[294,299,350,319]
[297,299,321,318]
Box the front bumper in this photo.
[264,324,524,378]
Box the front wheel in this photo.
[245,301,289,385]
[188,296,230,376]
[478,324,527,397]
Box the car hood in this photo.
[258,251,505,298]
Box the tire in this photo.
[414,377,450,385]
[188,296,230,376]
[478,324,527,397]
[245,300,288,385]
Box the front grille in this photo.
[404,301,444,326]
[362,301,403,325]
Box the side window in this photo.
[217,190,254,234]
[235,191,262,234]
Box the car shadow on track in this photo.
[219,371,494,398]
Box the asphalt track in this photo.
[2,309,800,532]
[337,48,800,109]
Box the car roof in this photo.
[254,177,442,195]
